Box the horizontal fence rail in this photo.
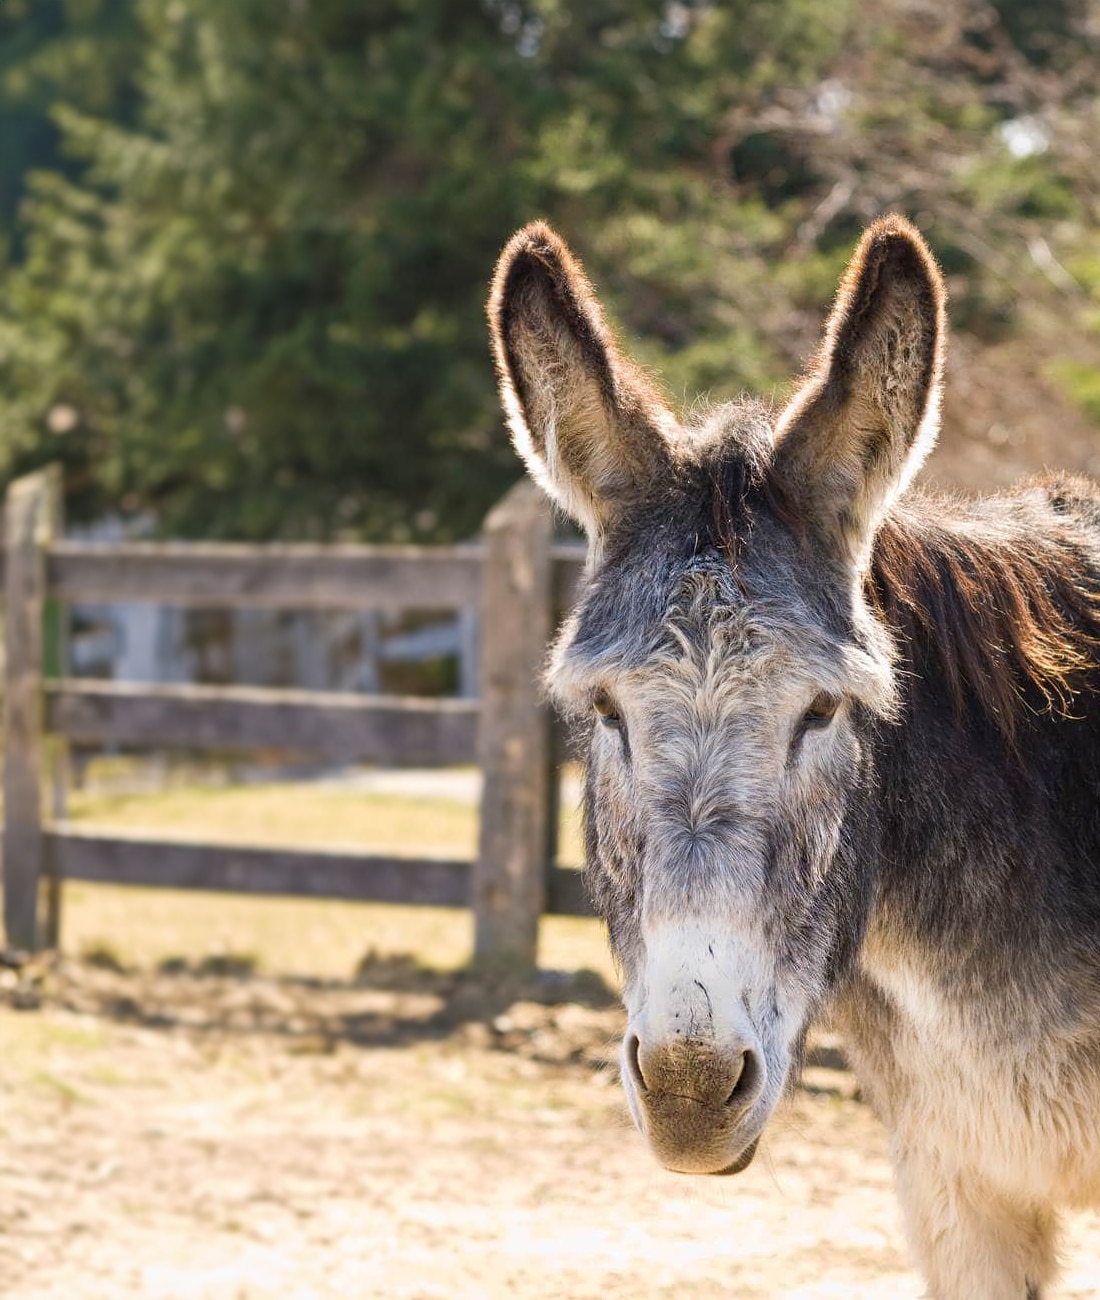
[0,542,587,608]
[46,680,480,766]
[47,827,592,915]
[50,828,471,906]
[48,540,486,609]
[0,468,592,963]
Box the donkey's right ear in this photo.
[488,222,676,538]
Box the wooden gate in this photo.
[0,469,589,967]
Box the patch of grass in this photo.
[80,941,128,973]
[35,1021,111,1051]
[196,952,259,978]
[354,948,430,985]
[32,1068,92,1106]
[2,1017,110,1056]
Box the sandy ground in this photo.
[2,956,1100,1300]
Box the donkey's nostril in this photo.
[725,1048,762,1110]
[631,1034,764,1109]
[625,1033,647,1092]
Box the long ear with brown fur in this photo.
[488,222,677,538]
[773,215,946,567]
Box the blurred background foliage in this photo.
[0,0,1099,541]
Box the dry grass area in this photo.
[1,774,1099,1297]
[59,883,610,987]
[55,769,592,979]
[64,777,588,864]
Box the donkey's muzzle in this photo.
[624,1032,767,1174]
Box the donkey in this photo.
[488,215,1100,1298]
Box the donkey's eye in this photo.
[801,691,840,732]
[592,689,622,728]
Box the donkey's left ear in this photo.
[773,215,946,568]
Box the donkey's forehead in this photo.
[551,528,853,699]
[569,552,758,662]
[548,490,901,712]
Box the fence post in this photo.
[3,467,60,952]
[474,480,554,968]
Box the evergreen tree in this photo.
[0,0,1098,539]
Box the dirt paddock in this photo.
[2,954,1100,1299]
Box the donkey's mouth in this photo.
[658,1132,761,1178]
[639,1086,768,1176]
[712,1137,760,1176]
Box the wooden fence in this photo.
[0,468,590,966]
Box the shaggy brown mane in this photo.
[868,510,1100,739]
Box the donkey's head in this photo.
[488,218,945,1175]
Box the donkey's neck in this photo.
[855,489,1100,1025]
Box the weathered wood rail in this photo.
[0,469,589,965]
